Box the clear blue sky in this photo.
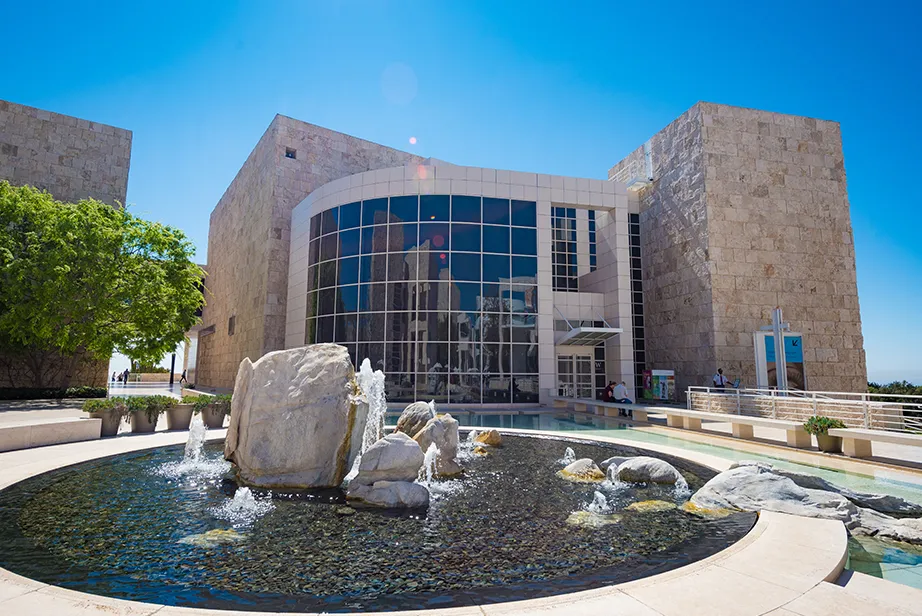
[2,1,919,383]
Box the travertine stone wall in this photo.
[609,102,866,394]
[0,99,132,388]
[197,115,422,388]
[609,104,715,396]
[0,99,131,206]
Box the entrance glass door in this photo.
[557,353,594,398]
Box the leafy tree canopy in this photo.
[0,181,204,386]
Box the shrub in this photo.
[82,397,129,417]
[213,394,233,416]
[181,393,232,415]
[803,415,847,436]
[123,395,176,422]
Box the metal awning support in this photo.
[556,326,623,345]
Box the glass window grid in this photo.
[551,208,578,292]
[628,213,645,390]
[305,196,538,403]
[588,210,597,273]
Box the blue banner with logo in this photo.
[765,335,803,363]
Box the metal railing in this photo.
[686,386,922,434]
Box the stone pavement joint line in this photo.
[0,427,906,615]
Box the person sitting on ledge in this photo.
[613,381,633,416]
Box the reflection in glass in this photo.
[309,239,320,265]
[483,254,510,283]
[451,375,482,404]
[339,202,361,230]
[318,288,336,315]
[389,195,418,223]
[453,282,482,311]
[452,195,481,223]
[338,257,359,286]
[510,315,537,343]
[387,282,412,311]
[419,251,450,281]
[361,225,387,254]
[452,223,480,252]
[419,222,449,251]
[512,227,537,255]
[339,229,360,258]
[306,265,318,291]
[451,252,480,282]
[389,223,419,252]
[386,312,414,342]
[511,200,537,227]
[482,197,510,225]
[385,372,416,403]
[359,283,387,312]
[482,343,509,373]
[418,311,449,342]
[449,311,480,342]
[418,281,450,311]
[360,255,387,283]
[417,342,450,374]
[482,225,510,254]
[334,313,357,343]
[309,215,320,240]
[357,314,385,343]
[317,316,334,343]
[483,375,510,403]
[356,342,385,371]
[418,372,448,403]
[511,344,538,373]
[512,375,539,403]
[510,284,537,313]
[450,342,481,372]
[481,283,510,313]
[512,255,537,279]
[362,198,388,227]
[321,207,338,235]
[420,194,450,221]
[319,261,336,288]
[306,291,317,319]
[336,284,359,313]
[305,317,316,344]
[482,313,510,343]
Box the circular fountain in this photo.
[0,345,757,613]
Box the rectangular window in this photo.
[227,316,235,336]
[551,208,578,292]
[285,147,297,159]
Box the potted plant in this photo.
[803,415,847,453]
[201,393,232,429]
[83,397,127,437]
[129,395,175,433]
[168,396,196,431]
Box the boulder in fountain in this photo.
[413,413,463,477]
[557,458,606,483]
[395,401,436,438]
[615,456,683,485]
[224,344,368,489]
[346,432,430,508]
[689,463,922,544]
[474,429,503,447]
[626,500,678,513]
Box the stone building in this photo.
[0,99,132,388]
[610,102,865,394]
[0,99,131,207]
[197,102,866,401]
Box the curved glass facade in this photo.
[305,195,539,404]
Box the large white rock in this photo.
[395,401,435,438]
[224,344,368,488]
[413,413,462,476]
[347,480,430,508]
[349,432,425,486]
[731,460,922,516]
[616,456,684,485]
[690,464,922,544]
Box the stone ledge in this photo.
[0,417,101,453]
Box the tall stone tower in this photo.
[610,102,865,394]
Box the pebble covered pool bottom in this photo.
[0,434,756,612]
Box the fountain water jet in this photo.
[587,491,611,514]
[210,487,275,527]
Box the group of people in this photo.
[602,380,633,416]
[111,368,131,384]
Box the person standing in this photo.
[123,367,131,385]
[713,368,730,390]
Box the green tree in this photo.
[0,181,204,388]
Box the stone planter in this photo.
[167,404,194,431]
[202,406,226,429]
[816,434,842,453]
[130,411,159,433]
[89,410,122,437]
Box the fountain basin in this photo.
[0,431,755,613]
